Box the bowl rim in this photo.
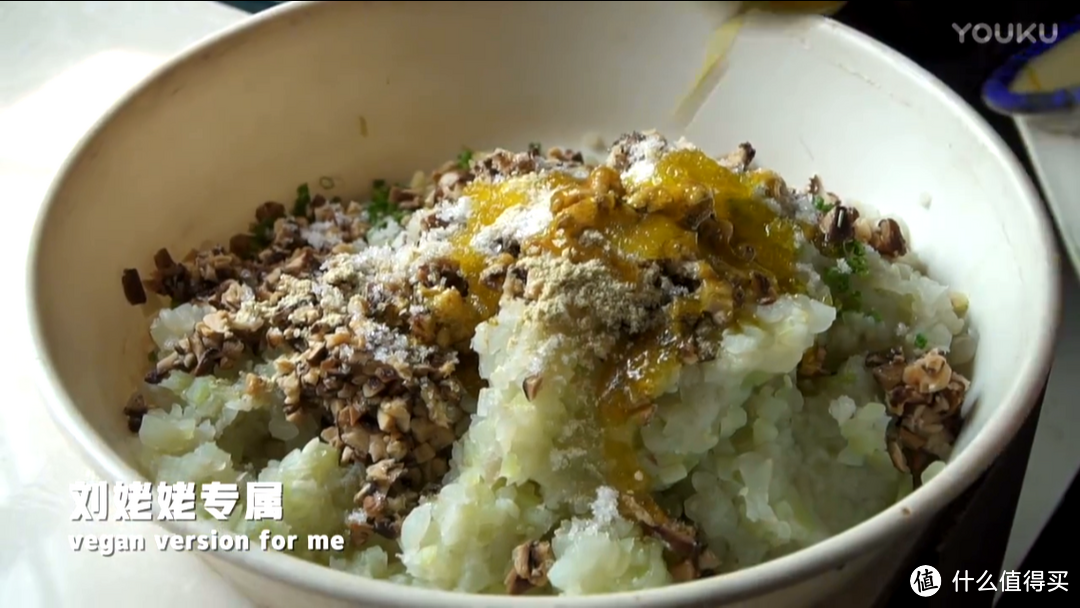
[25,1,1062,605]
[983,16,1080,117]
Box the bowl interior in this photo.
[29,0,1057,603]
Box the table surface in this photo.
[1,2,1077,606]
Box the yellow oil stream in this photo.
[674,1,848,126]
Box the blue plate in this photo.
[983,16,1080,116]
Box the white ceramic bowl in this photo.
[27,2,1061,607]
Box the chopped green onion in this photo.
[249,217,275,248]
[293,183,312,217]
[823,266,863,314]
[813,195,833,213]
[843,240,869,275]
[457,147,474,170]
[366,179,404,227]
[823,267,851,293]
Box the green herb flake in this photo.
[846,290,863,313]
[365,179,404,228]
[527,142,542,155]
[147,351,158,363]
[823,267,864,314]
[914,333,928,349]
[868,310,882,322]
[293,183,312,217]
[249,218,275,248]
[457,147,474,170]
[848,257,868,276]
[373,179,390,197]
[812,195,833,213]
[843,240,869,275]
[823,267,851,294]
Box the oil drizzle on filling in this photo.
[434,147,810,520]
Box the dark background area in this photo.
[221,1,1078,605]
[835,1,1075,178]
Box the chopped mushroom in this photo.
[818,204,860,245]
[797,345,829,379]
[388,185,424,210]
[547,146,586,164]
[866,347,970,487]
[678,189,716,231]
[255,201,286,223]
[668,546,722,583]
[121,269,147,305]
[347,519,375,547]
[718,142,756,172]
[123,192,468,534]
[902,349,952,393]
[814,189,908,259]
[868,218,908,258]
[865,347,906,392]
[505,540,555,595]
[669,559,697,583]
[122,392,148,432]
[618,493,718,581]
[522,375,543,401]
[647,519,700,558]
[852,217,908,258]
[605,131,649,172]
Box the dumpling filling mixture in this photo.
[119,131,975,595]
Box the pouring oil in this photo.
[673,1,848,127]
